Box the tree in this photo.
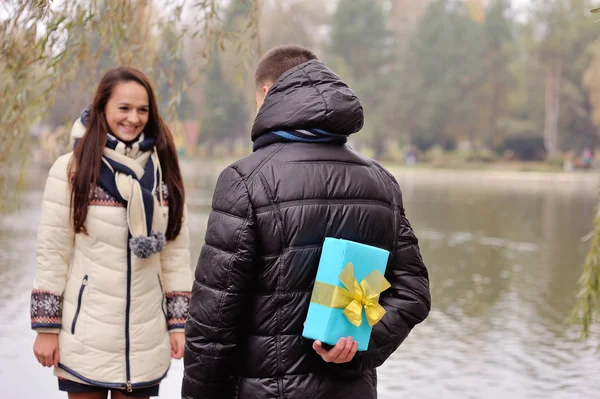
[584,44,600,131]
[260,0,330,52]
[198,0,256,154]
[0,0,260,210]
[328,0,394,158]
[157,31,196,121]
[480,0,515,149]
[329,0,391,79]
[397,0,487,150]
[572,196,600,340]
[572,4,600,341]
[388,0,434,50]
[500,19,546,151]
[43,1,158,129]
[536,0,567,158]
[200,51,249,154]
[529,0,597,157]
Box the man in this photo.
[182,44,431,399]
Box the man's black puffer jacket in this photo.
[183,60,431,399]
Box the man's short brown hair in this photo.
[255,45,318,88]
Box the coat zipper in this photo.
[126,235,132,392]
[57,362,166,391]
[71,275,88,334]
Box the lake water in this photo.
[1,165,599,398]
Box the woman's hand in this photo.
[34,333,60,367]
[170,332,185,359]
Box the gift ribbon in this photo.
[310,262,391,327]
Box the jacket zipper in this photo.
[71,275,88,334]
[57,362,166,391]
[157,274,168,323]
[126,235,132,392]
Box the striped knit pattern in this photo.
[86,184,168,207]
[89,185,123,207]
[272,128,348,142]
[253,128,348,151]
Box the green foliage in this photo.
[200,51,249,152]
[328,0,394,156]
[500,135,546,161]
[198,0,256,155]
[502,22,545,140]
[0,0,260,210]
[157,32,196,121]
[400,0,489,146]
[571,199,600,340]
[330,0,391,78]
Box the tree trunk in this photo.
[373,135,385,160]
[487,75,499,149]
[544,59,562,157]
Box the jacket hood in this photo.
[69,107,90,145]
[251,60,364,141]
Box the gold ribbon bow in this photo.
[310,262,391,327]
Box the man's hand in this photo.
[313,336,358,364]
[170,332,185,359]
[34,333,59,367]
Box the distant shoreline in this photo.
[180,158,600,192]
[23,158,600,195]
[385,165,599,186]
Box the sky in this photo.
[0,0,534,22]
[1,0,598,33]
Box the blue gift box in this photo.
[302,238,391,351]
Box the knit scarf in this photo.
[252,128,348,152]
[74,112,167,259]
[100,134,167,258]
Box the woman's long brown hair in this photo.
[68,67,185,240]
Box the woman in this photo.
[31,66,192,399]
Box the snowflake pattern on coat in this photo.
[166,291,190,330]
[31,290,63,328]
